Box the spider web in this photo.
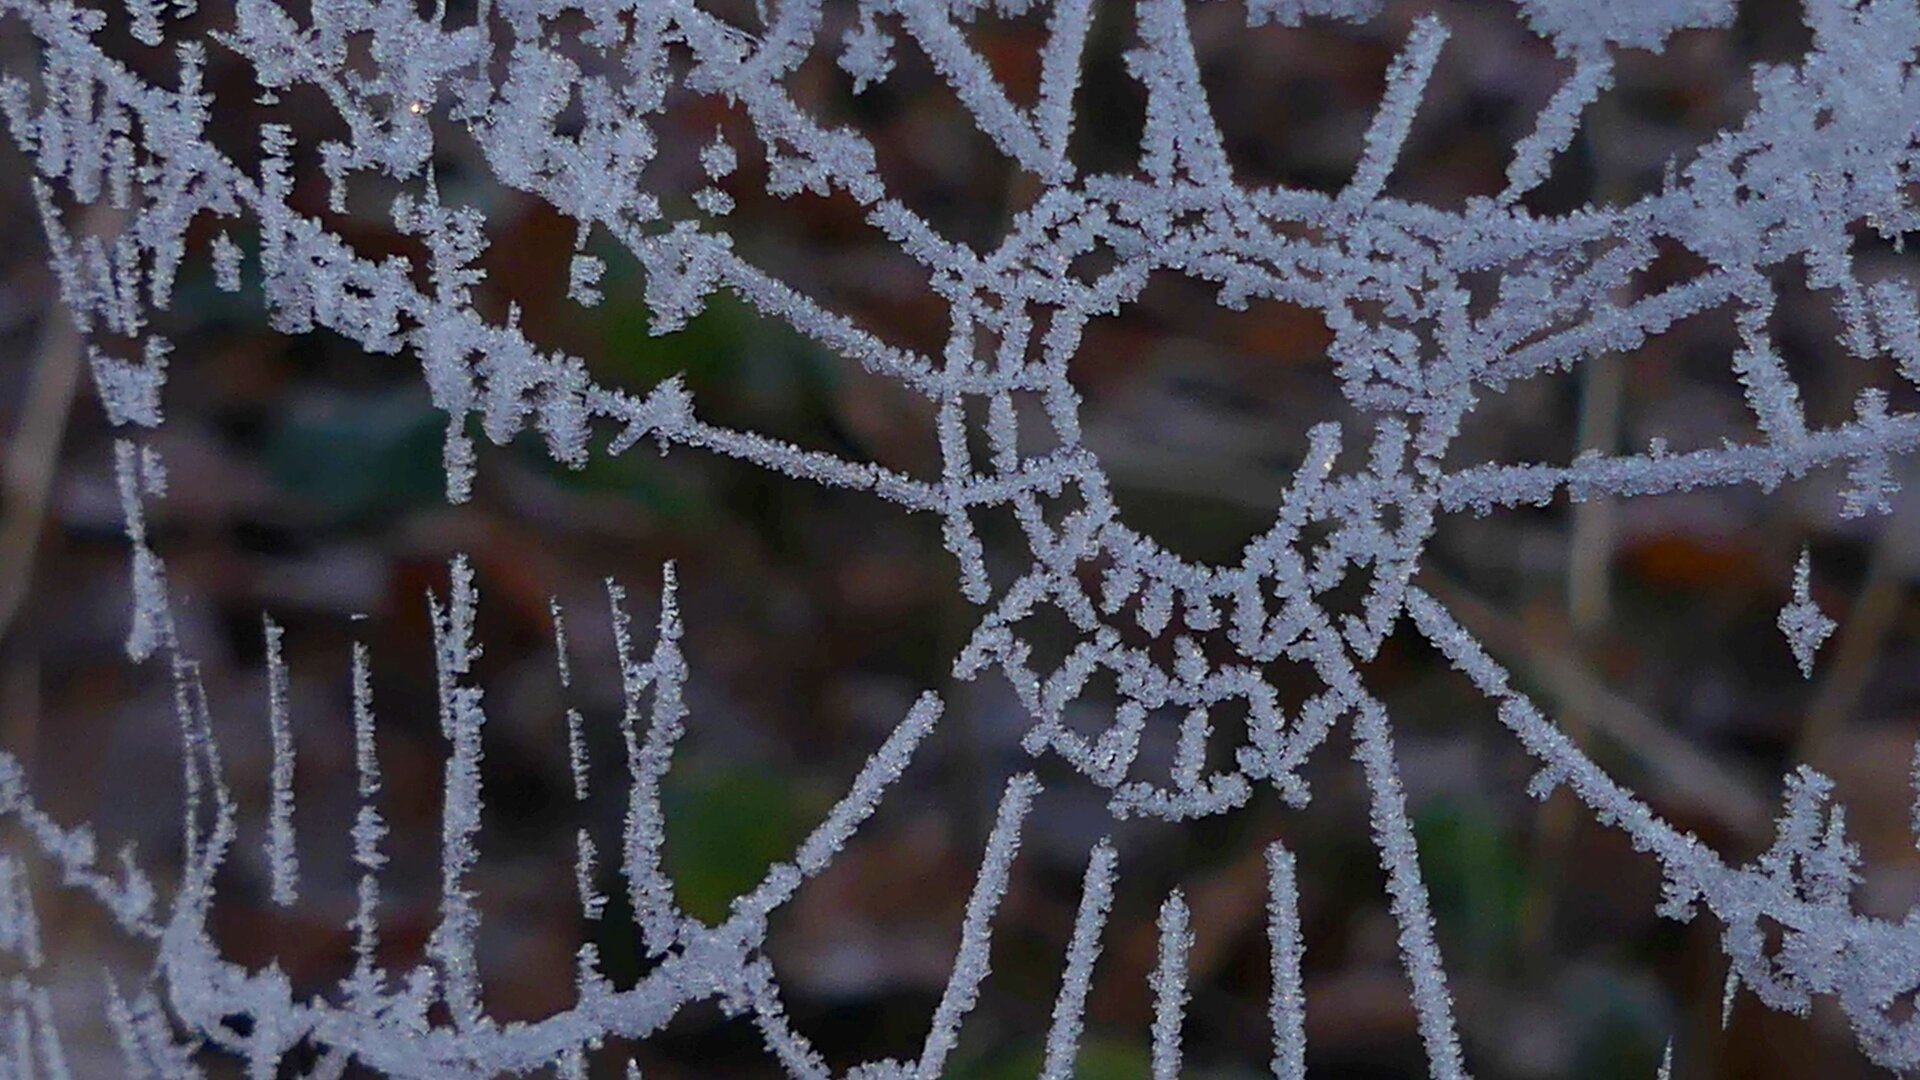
[3,0,1920,1074]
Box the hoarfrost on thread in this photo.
[1148,889,1192,1080]
[1779,547,1837,679]
[4,0,1920,1073]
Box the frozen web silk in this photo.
[6,0,1920,1074]
[1779,547,1837,678]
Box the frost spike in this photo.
[113,440,170,662]
[611,565,689,956]
[1340,15,1447,209]
[574,829,606,921]
[1353,699,1469,1080]
[0,857,41,969]
[1035,0,1095,163]
[1040,838,1118,1080]
[1778,547,1835,678]
[1911,738,1920,851]
[171,653,237,916]
[347,642,387,1002]
[263,615,297,908]
[1149,888,1192,1080]
[1499,56,1612,204]
[735,691,944,923]
[23,983,69,1080]
[565,707,590,803]
[425,557,489,1030]
[1130,0,1232,188]
[916,772,1040,1078]
[1731,301,1808,450]
[1267,841,1307,1080]
[888,0,1066,177]
[550,597,574,691]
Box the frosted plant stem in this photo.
[1131,0,1233,188]
[888,0,1060,176]
[1421,574,1767,834]
[1034,0,1093,162]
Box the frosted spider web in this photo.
[3,0,1920,1074]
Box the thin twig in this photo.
[1794,529,1906,768]
[0,300,85,644]
[0,205,127,644]
[1423,572,1771,838]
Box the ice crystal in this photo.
[4,0,1920,1073]
[1779,547,1836,679]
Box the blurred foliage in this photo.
[267,389,448,523]
[663,764,806,924]
[1413,800,1527,970]
[2,0,1917,1075]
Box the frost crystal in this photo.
[7,0,1920,1073]
[1266,842,1308,1080]
[1148,890,1192,1080]
[1041,839,1116,1080]
[262,616,298,907]
[1779,548,1836,679]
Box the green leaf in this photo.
[266,390,447,522]
[662,763,803,923]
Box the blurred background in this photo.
[3,0,1920,1075]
